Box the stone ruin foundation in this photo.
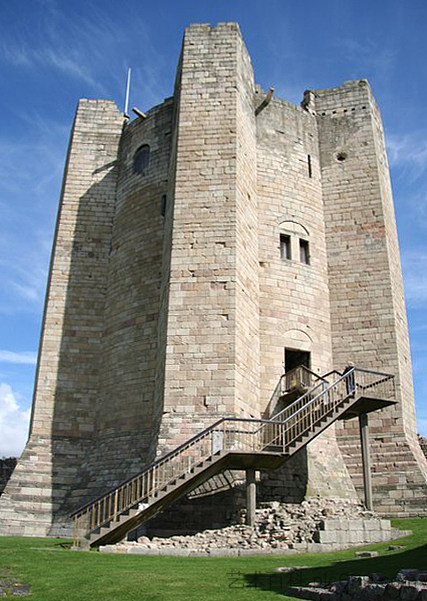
[288,569,427,601]
[99,498,410,557]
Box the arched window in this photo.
[278,220,310,265]
[133,144,150,175]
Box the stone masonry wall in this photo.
[234,24,260,417]
[158,23,261,455]
[64,101,174,511]
[316,80,427,516]
[2,23,425,539]
[0,100,124,536]
[255,94,356,501]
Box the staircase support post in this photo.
[246,469,256,526]
[359,413,373,511]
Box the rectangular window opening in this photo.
[299,239,310,264]
[280,234,291,260]
[307,154,312,178]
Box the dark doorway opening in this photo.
[284,348,310,372]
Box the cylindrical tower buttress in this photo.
[256,94,357,501]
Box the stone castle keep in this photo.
[1,22,426,539]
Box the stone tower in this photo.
[1,23,426,538]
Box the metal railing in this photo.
[353,367,395,400]
[264,365,327,419]
[72,366,394,544]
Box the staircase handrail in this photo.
[71,415,282,518]
[72,374,345,526]
[72,366,394,540]
[265,365,329,418]
[296,365,329,383]
[272,370,351,425]
[269,378,328,422]
[72,371,349,519]
[70,416,223,517]
[270,367,395,424]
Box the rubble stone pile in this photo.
[99,498,408,555]
[137,499,379,551]
[288,569,427,601]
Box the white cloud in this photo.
[0,351,37,365]
[0,383,30,457]
[0,6,170,111]
[402,252,427,306]
[0,245,49,314]
[0,40,105,93]
[387,132,427,182]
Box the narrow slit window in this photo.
[280,234,291,260]
[307,154,312,178]
[161,194,167,217]
[133,144,150,175]
[299,239,310,264]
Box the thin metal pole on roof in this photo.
[124,67,131,118]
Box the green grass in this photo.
[0,520,425,600]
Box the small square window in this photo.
[280,234,291,260]
[299,239,310,264]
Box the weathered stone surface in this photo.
[284,572,427,601]
[127,548,160,555]
[1,22,427,540]
[397,569,419,582]
[400,583,423,600]
[347,576,370,595]
[330,581,348,595]
[208,548,239,557]
[107,499,397,554]
[384,582,402,599]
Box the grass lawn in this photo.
[0,519,426,600]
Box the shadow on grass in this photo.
[243,543,427,597]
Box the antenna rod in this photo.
[124,67,131,119]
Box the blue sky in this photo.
[0,0,426,456]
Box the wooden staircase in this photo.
[71,367,396,547]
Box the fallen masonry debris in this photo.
[99,498,410,556]
[287,570,427,601]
